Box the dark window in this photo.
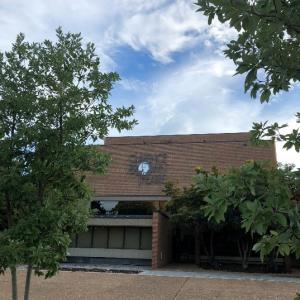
[93,226,108,248]
[108,227,124,249]
[73,226,152,250]
[141,228,152,250]
[124,227,140,249]
[77,227,92,248]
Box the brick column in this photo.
[152,211,172,269]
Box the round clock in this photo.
[138,161,150,175]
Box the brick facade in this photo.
[86,133,276,198]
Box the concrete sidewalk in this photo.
[140,269,300,284]
[60,262,300,284]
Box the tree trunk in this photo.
[237,239,249,270]
[24,264,32,300]
[284,255,292,273]
[10,266,18,300]
[195,222,201,266]
[242,256,248,270]
[242,240,249,270]
[209,231,215,265]
[200,232,209,257]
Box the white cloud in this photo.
[118,78,150,92]
[115,1,205,63]
[0,0,236,66]
[124,56,263,135]
[111,54,299,168]
[0,0,117,69]
[112,0,236,63]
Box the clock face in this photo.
[138,161,150,175]
[128,153,167,184]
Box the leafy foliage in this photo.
[0,28,136,282]
[251,113,300,152]
[195,0,300,152]
[167,161,300,269]
[165,178,206,225]
[198,161,300,262]
[196,0,300,102]
[166,167,255,268]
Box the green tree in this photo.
[165,179,208,266]
[200,161,300,271]
[167,161,300,271]
[195,0,300,152]
[0,28,136,300]
[193,166,257,270]
[166,168,247,268]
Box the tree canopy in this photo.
[200,161,300,271]
[166,161,300,270]
[0,28,136,300]
[196,0,300,152]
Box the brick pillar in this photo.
[152,211,172,269]
[152,212,159,269]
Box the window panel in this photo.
[108,227,124,249]
[77,227,92,248]
[141,227,152,250]
[124,227,140,249]
[93,227,108,248]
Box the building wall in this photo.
[71,133,277,267]
[152,212,172,269]
[86,133,276,197]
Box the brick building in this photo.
[68,132,276,268]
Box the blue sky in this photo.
[0,0,299,166]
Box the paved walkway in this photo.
[59,262,300,284]
[141,269,300,284]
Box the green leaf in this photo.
[278,244,290,256]
[244,68,257,92]
[246,201,257,212]
[252,242,262,252]
[260,89,271,103]
[276,214,287,227]
[208,12,215,25]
